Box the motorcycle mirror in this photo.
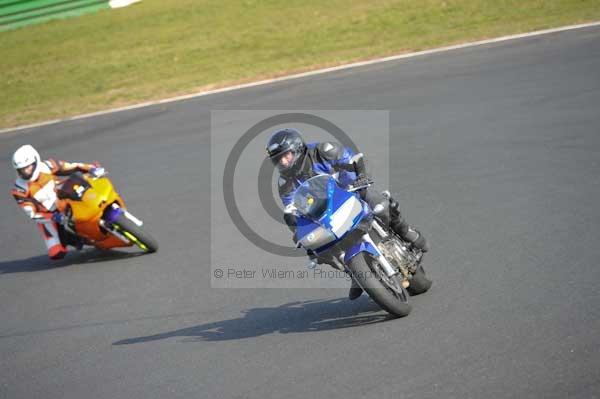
[350,153,364,164]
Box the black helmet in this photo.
[266,128,306,172]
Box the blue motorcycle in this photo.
[292,174,432,317]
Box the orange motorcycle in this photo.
[54,172,158,253]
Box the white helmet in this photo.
[12,144,42,181]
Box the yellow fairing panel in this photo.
[69,177,119,223]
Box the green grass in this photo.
[2,0,600,128]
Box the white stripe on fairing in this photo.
[330,197,362,237]
[2,21,600,134]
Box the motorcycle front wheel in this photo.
[348,252,411,318]
[113,213,158,253]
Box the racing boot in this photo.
[57,224,85,251]
[348,277,364,300]
[38,222,68,260]
[48,243,68,260]
[73,237,85,251]
[389,198,429,252]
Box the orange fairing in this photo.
[56,175,131,249]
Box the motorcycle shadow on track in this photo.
[114,297,392,345]
[0,249,144,275]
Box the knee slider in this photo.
[405,227,429,252]
[391,217,409,236]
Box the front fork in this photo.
[339,228,399,278]
[361,233,398,278]
[367,219,420,288]
[100,203,144,244]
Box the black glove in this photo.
[353,173,373,189]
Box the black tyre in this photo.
[348,252,411,317]
[407,265,432,296]
[113,213,158,253]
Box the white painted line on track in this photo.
[109,0,141,8]
[2,20,600,135]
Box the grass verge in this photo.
[2,0,600,129]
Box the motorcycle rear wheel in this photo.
[407,265,432,296]
[348,253,411,318]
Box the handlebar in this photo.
[348,179,374,192]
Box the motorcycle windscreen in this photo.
[293,174,365,248]
[56,172,91,201]
[292,175,332,219]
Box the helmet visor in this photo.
[17,161,36,180]
[270,150,297,171]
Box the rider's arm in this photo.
[11,187,53,221]
[315,142,365,184]
[278,176,298,234]
[46,159,95,176]
[283,206,298,235]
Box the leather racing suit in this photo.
[11,159,97,259]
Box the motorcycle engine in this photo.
[377,239,420,277]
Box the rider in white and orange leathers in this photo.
[10,145,104,260]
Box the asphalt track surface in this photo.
[1,26,600,399]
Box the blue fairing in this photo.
[320,178,362,234]
[295,217,323,241]
[294,175,374,254]
[344,240,379,264]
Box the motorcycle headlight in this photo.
[298,226,336,250]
